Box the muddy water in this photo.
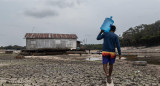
[123,53,160,65]
[122,52,160,56]
[87,52,160,65]
[86,57,101,61]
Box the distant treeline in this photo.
[0,45,26,50]
[120,20,160,47]
[84,20,160,50]
[83,44,103,50]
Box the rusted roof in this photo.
[25,33,78,39]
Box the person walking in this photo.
[97,25,121,83]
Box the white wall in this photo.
[26,39,77,50]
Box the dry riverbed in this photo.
[0,54,160,86]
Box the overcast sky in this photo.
[0,0,160,46]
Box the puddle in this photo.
[86,57,126,61]
[120,57,126,60]
[86,57,102,61]
[0,64,10,67]
[124,55,160,65]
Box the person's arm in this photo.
[97,30,104,40]
[115,36,121,59]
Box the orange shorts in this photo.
[102,51,116,59]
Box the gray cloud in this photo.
[46,0,84,8]
[24,0,85,18]
[48,0,73,8]
[24,9,58,18]
[2,0,160,46]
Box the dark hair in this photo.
[110,25,116,31]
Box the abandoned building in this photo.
[25,33,78,50]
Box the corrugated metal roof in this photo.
[25,33,78,39]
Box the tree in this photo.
[120,20,160,47]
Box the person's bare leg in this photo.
[103,64,109,77]
[107,63,113,83]
[109,63,113,76]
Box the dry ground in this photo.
[0,54,159,86]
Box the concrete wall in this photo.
[26,39,77,50]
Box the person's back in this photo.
[101,32,119,52]
[96,25,121,84]
[97,26,121,55]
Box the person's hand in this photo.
[100,30,104,33]
[119,55,121,59]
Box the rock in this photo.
[133,61,147,66]
[5,81,10,84]
[62,78,68,82]
[159,76,160,83]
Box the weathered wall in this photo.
[26,39,77,50]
